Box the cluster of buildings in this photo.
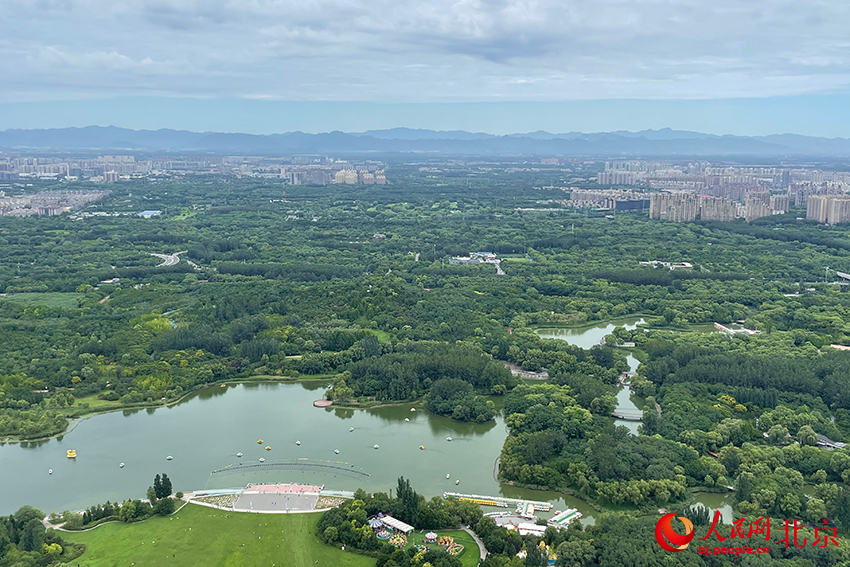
[449,251,498,265]
[0,154,388,186]
[332,168,387,185]
[648,192,789,223]
[560,188,650,211]
[806,195,850,224]
[597,161,801,191]
[0,189,110,217]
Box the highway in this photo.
[151,250,187,267]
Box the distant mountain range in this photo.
[2,125,850,156]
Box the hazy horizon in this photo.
[3,97,850,139]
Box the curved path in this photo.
[462,526,487,563]
[151,250,187,267]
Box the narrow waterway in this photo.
[536,317,734,521]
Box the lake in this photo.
[0,381,595,521]
[0,315,732,523]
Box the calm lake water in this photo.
[0,381,595,521]
[1,317,731,522]
[535,317,647,350]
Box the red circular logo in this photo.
[655,513,695,552]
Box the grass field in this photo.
[367,329,394,343]
[404,530,480,567]
[67,503,375,567]
[0,292,82,309]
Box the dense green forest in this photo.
[6,168,850,563]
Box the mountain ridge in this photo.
[2,126,849,156]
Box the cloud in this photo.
[0,0,848,102]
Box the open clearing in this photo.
[67,503,374,567]
[0,292,82,309]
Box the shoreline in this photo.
[0,375,333,444]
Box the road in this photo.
[462,526,488,563]
[151,250,187,267]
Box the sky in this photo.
[1,0,849,136]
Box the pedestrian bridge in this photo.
[611,411,642,421]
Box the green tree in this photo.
[798,425,818,446]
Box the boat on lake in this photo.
[66,450,76,458]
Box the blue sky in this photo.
[1,1,849,136]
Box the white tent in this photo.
[380,515,414,534]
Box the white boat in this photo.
[446,474,450,479]
[334,449,340,454]
[373,444,379,449]
[119,463,125,468]
[405,418,410,422]
[349,427,354,432]
[48,469,53,475]
[410,408,416,412]
[446,437,452,442]
[455,480,460,485]
[295,440,301,446]
[166,456,173,461]
[237,452,243,457]
[259,458,265,463]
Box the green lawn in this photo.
[403,530,479,567]
[67,503,375,567]
[0,292,82,309]
[367,330,394,343]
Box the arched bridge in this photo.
[211,458,371,478]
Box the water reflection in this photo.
[535,318,647,349]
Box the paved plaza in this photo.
[232,483,322,513]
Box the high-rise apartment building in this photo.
[807,195,850,224]
[699,196,737,221]
[649,193,699,222]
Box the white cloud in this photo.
[0,0,848,102]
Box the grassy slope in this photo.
[68,503,375,567]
